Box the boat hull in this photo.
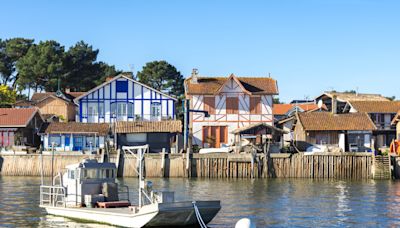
[145,201,221,227]
[41,201,220,228]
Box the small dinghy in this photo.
[39,145,220,227]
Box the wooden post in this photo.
[186,148,191,177]
[161,148,165,177]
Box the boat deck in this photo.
[67,206,134,215]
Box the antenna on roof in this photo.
[129,64,135,79]
[55,77,63,97]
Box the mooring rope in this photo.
[192,201,208,228]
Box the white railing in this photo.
[40,185,67,207]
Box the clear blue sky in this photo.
[1,0,399,102]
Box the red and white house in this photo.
[184,71,279,148]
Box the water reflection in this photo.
[2,177,400,227]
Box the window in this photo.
[126,133,147,143]
[99,103,104,117]
[226,97,238,114]
[68,170,75,179]
[82,103,87,116]
[203,97,215,115]
[88,104,97,117]
[116,80,128,92]
[86,137,97,147]
[128,103,133,117]
[83,169,97,179]
[111,103,116,116]
[49,135,61,147]
[117,103,127,117]
[250,97,261,114]
[151,102,161,117]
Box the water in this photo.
[1,177,400,227]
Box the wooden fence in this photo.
[0,154,99,176]
[0,152,383,179]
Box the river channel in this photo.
[1,177,400,227]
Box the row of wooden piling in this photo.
[0,152,390,179]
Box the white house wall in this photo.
[77,78,176,123]
[190,91,274,148]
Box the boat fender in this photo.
[235,218,256,228]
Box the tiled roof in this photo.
[31,91,84,104]
[297,112,376,131]
[44,122,110,135]
[14,100,33,107]
[185,75,278,95]
[115,120,182,133]
[350,101,400,113]
[0,108,39,127]
[274,103,326,115]
[318,92,389,102]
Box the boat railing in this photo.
[118,184,130,201]
[40,185,67,207]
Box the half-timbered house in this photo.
[74,74,177,123]
[184,70,279,148]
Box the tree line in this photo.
[0,38,119,93]
[0,37,185,109]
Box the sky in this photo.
[1,0,399,102]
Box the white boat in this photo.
[39,145,221,227]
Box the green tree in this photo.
[16,40,65,91]
[92,61,120,86]
[273,97,282,104]
[0,38,33,86]
[0,84,17,107]
[136,60,184,98]
[137,60,185,120]
[63,41,119,91]
[63,41,98,91]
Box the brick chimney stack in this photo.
[332,95,337,114]
[191,68,199,84]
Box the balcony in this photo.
[82,114,175,123]
[374,122,396,131]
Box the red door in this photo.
[202,126,227,148]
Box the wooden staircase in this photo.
[373,155,391,179]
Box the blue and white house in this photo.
[74,74,177,123]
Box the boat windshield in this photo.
[81,168,115,179]
[82,169,98,179]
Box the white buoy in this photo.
[235,218,256,228]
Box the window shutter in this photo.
[250,97,261,114]
[226,97,238,114]
[204,97,215,114]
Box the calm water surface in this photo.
[1,177,400,227]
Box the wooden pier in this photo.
[0,152,393,180]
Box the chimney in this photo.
[65,88,70,94]
[332,95,337,114]
[106,76,114,82]
[191,68,199,84]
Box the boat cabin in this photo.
[62,159,125,207]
